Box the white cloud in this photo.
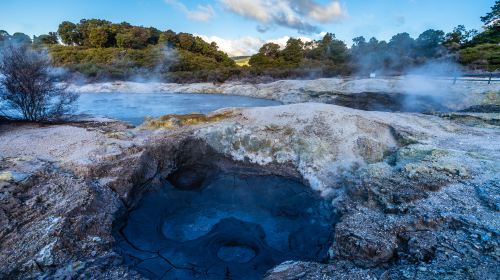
[197,34,314,57]
[307,1,344,23]
[218,0,271,23]
[219,0,346,34]
[197,35,264,57]
[165,0,215,22]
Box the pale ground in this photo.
[195,103,500,195]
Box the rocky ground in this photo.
[1,79,499,279]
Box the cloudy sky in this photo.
[0,0,494,56]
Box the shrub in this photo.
[0,44,77,121]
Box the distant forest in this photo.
[0,1,499,83]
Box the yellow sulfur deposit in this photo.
[142,110,236,129]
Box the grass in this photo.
[459,43,500,71]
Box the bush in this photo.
[459,44,500,71]
[0,44,77,121]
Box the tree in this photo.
[58,21,80,45]
[304,33,347,63]
[460,2,500,47]
[481,0,500,27]
[10,32,31,44]
[352,36,366,48]
[0,44,77,121]
[34,32,59,45]
[116,27,149,49]
[416,29,445,58]
[258,43,281,58]
[387,33,415,69]
[327,39,348,64]
[76,19,112,47]
[281,38,304,65]
[249,43,281,68]
[159,29,177,46]
[146,27,161,45]
[445,25,478,46]
[351,36,390,73]
[388,33,415,54]
[176,32,196,50]
[88,27,109,48]
[0,30,9,43]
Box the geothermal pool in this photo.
[114,167,336,279]
[76,92,280,125]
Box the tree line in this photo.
[0,1,499,82]
[247,1,499,76]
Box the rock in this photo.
[334,209,398,267]
[0,102,499,279]
[167,166,207,190]
[399,231,437,262]
[264,261,377,280]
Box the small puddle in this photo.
[114,168,336,279]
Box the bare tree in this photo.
[0,43,77,122]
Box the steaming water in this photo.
[75,92,280,125]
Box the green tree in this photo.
[280,38,304,65]
[147,27,161,45]
[481,0,500,27]
[327,39,348,64]
[58,21,80,45]
[88,27,109,48]
[352,36,366,48]
[0,30,10,43]
[307,33,348,63]
[416,29,445,58]
[34,32,59,45]
[77,19,112,47]
[259,43,281,58]
[10,32,31,44]
[388,33,415,55]
[176,33,196,50]
[116,27,149,49]
[351,36,391,73]
[159,30,177,46]
[445,25,478,46]
[249,43,281,67]
[464,1,500,46]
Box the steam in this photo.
[127,45,179,84]
[154,45,179,81]
[398,61,466,112]
[350,37,473,112]
[64,43,180,85]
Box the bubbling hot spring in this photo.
[113,144,336,279]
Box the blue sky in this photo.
[0,0,494,56]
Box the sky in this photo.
[0,0,495,56]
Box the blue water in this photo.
[76,92,280,125]
[115,170,335,279]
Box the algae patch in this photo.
[141,110,236,130]
[0,171,13,182]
